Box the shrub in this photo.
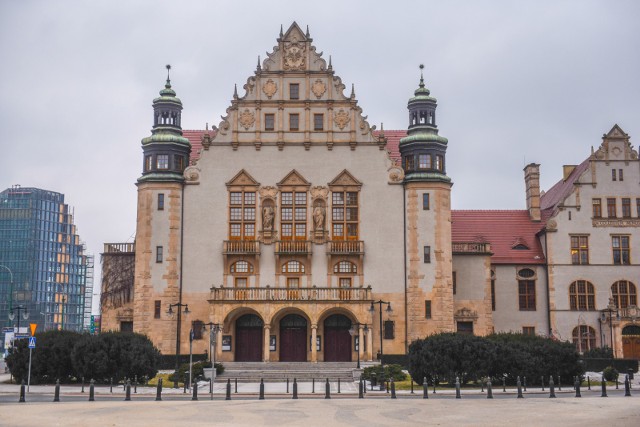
[362,364,407,382]
[603,366,618,382]
[583,346,613,359]
[168,360,224,383]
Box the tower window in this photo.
[422,193,430,210]
[265,114,275,131]
[289,83,299,100]
[314,114,323,131]
[289,114,299,131]
[156,246,163,263]
[157,155,169,170]
[418,154,431,169]
[175,155,185,172]
[144,155,152,172]
[404,155,415,171]
[435,155,444,171]
[154,300,161,318]
[423,246,431,263]
[425,300,432,319]
[157,193,165,211]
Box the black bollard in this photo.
[125,380,131,401]
[363,375,366,395]
[549,376,556,398]
[234,377,237,393]
[89,379,95,402]
[124,377,127,391]
[616,375,619,390]
[516,376,523,398]
[293,378,298,400]
[135,375,138,394]
[625,375,631,397]
[386,380,390,394]
[433,380,436,394]
[312,378,315,393]
[391,378,396,399]
[487,379,493,399]
[575,376,581,398]
[601,375,607,397]
[587,376,591,390]
[359,377,364,399]
[541,376,544,391]
[192,380,198,401]
[286,378,289,394]
[226,379,231,400]
[481,380,484,392]
[325,378,331,399]
[183,375,187,394]
[523,376,527,392]
[259,378,265,400]
[110,377,113,393]
[338,378,341,394]
[19,380,25,403]
[156,378,162,401]
[81,377,85,393]
[502,377,506,392]
[411,378,414,394]
[557,375,561,391]
[455,376,461,399]
[54,379,60,402]
[423,377,429,399]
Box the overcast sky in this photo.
[1,1,639,312]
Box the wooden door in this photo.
[324,328,352,361]
[623,336,640,359]
[235,327,262,361]
[280,327,307,361]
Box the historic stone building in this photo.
[101,23,640,362]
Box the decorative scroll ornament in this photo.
[259,186,278,199]
[184,166,200,184]
[239,109,255,130]
[312,79,326,98]
[334,109,350,130]
[283,38,306,70]
[310,186,329,201]
[262,79,277,99]
[387,166,404,184]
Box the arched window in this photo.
[572,325,596,352]
[569,280,596,311]
[334,261,357,274]
[611,280,637,308]
[282,260,304,274]
[230,260,253,274]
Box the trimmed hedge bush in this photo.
[362,364,407,382]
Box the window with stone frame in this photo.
[192,320,204,340]
[264,113,275,131]
[423,193,430,210]
[314,113,323,131]
[332,191,359,240]
[611,280,637,309]
[281,191,307,241]
[612,235,630,265]
[156,154,169,170]
[230,260,254,274]
[289,83,299,100]
[517,269,536,311]
[622,198,631,218]
[572,325,596,352]
[156,246,163,263]
[522,326,535,336]
[289,113,299,131]
[229,191,256,240]
[592,198,602,218]
[157,193,165,211]
[636,198,640,217]
[607,198,617,218]
[569,280,596,311]
[334,261,357,274]
[383,320,395,339]
[570,235,589,265]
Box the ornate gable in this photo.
[593,124,638,162]
[206,22,383,154]
[329,170,363,188]
[225,169,260,188]
[277,169,311,188]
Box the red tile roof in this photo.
[374,130,405,162]
[183,129,216,163]
[540,158,590,211]
[451,210,547,264]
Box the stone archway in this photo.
[235,313,264,362]
[622,324,640,360]
[279,314,308,362]
[323,314,352,362]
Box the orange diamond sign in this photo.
[30,323,37,336]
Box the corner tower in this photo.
[133,66,191,350]
[400,66,454,343]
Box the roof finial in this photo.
[206,122,209,131]
[280,24,284,38]
[328,55,332,70]
[419,64,425,88]
[350,83,355,98]
[306,25,310,38]
[257,55,261,72]
[233,84,238,100]
[165,64,172,88]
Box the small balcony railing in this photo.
[275,240,312,255]
[451,242,492,255]
[223,240,260,255]
[103,243,136,254]
[210,286,371,302]
[328,240,364,255]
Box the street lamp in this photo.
[604,298,621,358]
[348,322,369,369]
[9,305,29,336]
[369,300,392,363]
[202,322,221,394]
[167,302,190,388]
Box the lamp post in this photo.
[167,303,190,388]
[605,298,620,358]
[9,305,29,336]
[202,322,221,393]
[348,322,369,369]
[369,300,392,363]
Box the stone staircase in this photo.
[215,362,371,382]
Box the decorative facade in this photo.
[101,23,640,362]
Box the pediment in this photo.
[277,169,311,188]
[328,170,363,188]
[604,124,629,140]
[226,169,260,187]
[282,21,307,43]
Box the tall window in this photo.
[619,169,624,181]
[611,280,637,308]
[289,83,299,99]
[383,320,395,339]
[154,300,161,319]
[570,235,589,265]
[157,193,165,211]
[175,155,184,172]
[622,198,631,218]
[636,198,640,217]
[435,155,444,171]
[314,114,323,131]
[286,277,300,299]
[572,325,596,352]
[156,246,163,263]
[191,320,204,340]
[612,169,617,181]
[490,270,496,311]
[281,191,307,240]
[264,113,275,131]
[518,269,536,311]
[157,154,169,170]
[289,113,299,131]
[569,280,596,311]
[425,300,432,319]
[229,191,256,240]
[612,235,630,265]
[404,155,414,171]
[607,198,617,218]
[332,191,358,240]
[418,154,431,169]
[424,246,431,264]
[145,155,152,172]
[423,193,430,210]
[592,198,602,218]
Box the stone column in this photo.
[263,325,270,362]
[366,326,373,361]
[358,325,364,364]
[215,328,223,362]
[311,324,318,363]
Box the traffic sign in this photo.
[28,337,36,349]
[30,323,37,336]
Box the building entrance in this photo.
[324,314,352,362]
[279,314,307,361]
[235,314,263,362]
[622,325,640,360]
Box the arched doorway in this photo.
[279,314,307,362]
[235,314,263,362]
[622,325,640,360]
[324,314,352,362]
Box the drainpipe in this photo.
[543,232,552,336]
[403,185,408,354]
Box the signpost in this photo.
[27,325,36,392]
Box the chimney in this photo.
[563,165,576,181]
[524,163,541,221]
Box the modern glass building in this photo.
[0,185,92,347]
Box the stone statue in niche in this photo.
[313,205,325,231]
[263,206,275,231]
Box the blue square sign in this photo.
[28,337,36,349]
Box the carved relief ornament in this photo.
[262,79,277,99]
[312,79,326,98]
[387,166,404,185]
[259,186,278,199]
[283,38,306,70]
[334,109,350,130]
[310,186,329,201]
[239,109,255,130]
[184,166,200,184]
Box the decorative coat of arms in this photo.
[284,39,306,70]
[239,109,255,130]
[334,109,350,130]
[312,79,326,98]
[262,79,277,99]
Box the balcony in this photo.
[451,242,492,255]
[210,286,371,302]
[103,243,135,254]
[275,240,312,255]
[223,240,260,255]
[327,240,364,255]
